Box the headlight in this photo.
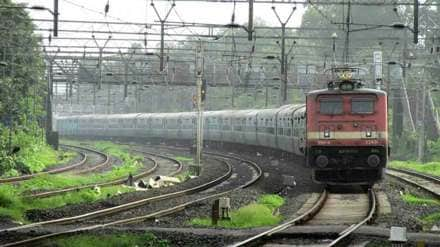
[324,129,330,138]
[366,129,372,137]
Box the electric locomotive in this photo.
[306,68,388,185]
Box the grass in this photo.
[0,183,135,222]
[389,160,440,177]
[17,141,144,192]
[0,185,26,221]
[191,194,285,228]
[27,186,135,210]
[0,141,144,222]
[421,212,440,226]
[174,156,193,162]
[401,193,440,206]
[400,193,440,229]
[51,232,168,247]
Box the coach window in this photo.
[351,97,375,114]
[319,97,343,115]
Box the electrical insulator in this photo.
[105,0,110,16]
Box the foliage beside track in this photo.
[18,141,144,191]
[27,186,134,211]
[0,0,50,177]
[191,194,284,228]
[401,193,440,206]
[421,212,440,227]
[0,183,135,222]
[0,185,26,221]
[51,232,168,247]
[0,122,75,177]
[391,132,440,162]
[389,160,440,177]
[400,193,440,228]
[174,156,193,162]
[0,142,144,221]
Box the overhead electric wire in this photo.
[61,0,126,22]
[307,0,336,25]
[146,0,440,6]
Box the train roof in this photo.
[55,105,308,120]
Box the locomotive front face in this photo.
[306,88,388,185]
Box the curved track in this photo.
[0,149,262,247]
[22,153,157,199]
[386,168,440,199]
[66,145,111,174]
[21,146,181,199]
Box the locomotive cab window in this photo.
[319,97,343,115]
[351,97,375,114]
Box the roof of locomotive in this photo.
[307,87,387,98]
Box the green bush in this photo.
[0,121,65,176]
[191,194,284,228]
[427,138,440,161]
[391,132,418,160]
[258,194,284,210]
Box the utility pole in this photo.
[332,33,338,65]
[248,0,254,41]
[107,82,110,114]
[413,0,419,44]
[43,49,59,149]
[92,35,111,90]
[265,82,269,107]
[151,2,175,72]
[417,67,426,162]
[118,50,135,98]
[194,40,204,176]
[343,1,351,64]
[76,81,80,105]
[271,6,296,105]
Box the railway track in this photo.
[231,189,377,247]
[386,168,440,199]
[0,150,262,247]
[21,151,158,199]
[66,145,111,174]
[21,147,184,199]
[0,144,110,184]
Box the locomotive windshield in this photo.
[319,97,343,115]
[351,97,375,114]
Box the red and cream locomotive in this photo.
[306,68,388,185]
